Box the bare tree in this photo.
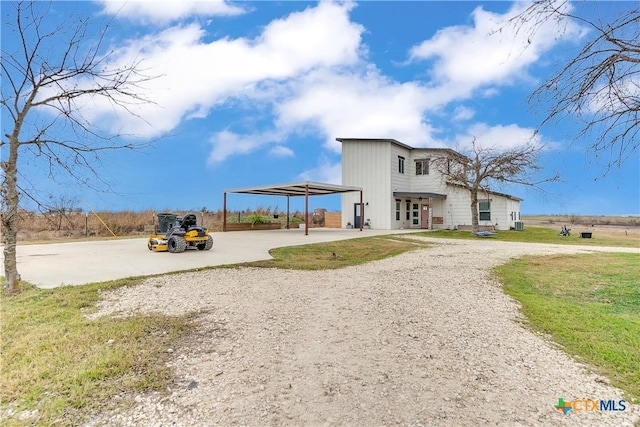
[43,194,80,232]
[1,1,154,293]
[512,1,639,169]
[436,139,559,232]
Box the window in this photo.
[478,201,491,221]
[395,199,401,221]
[398,156,405,174]
[415,159,430,175]
[405,201,410,220]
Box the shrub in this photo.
[247,213,271,225]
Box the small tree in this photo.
[1,1,154,293]
[43,194,79,232]
[435,138,559,232]
[511,1,640,169]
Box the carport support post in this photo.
[286,195,290,229]
[305,184,309,236]
[223,192,227,232]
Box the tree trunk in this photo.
[3,134,21,293]
[470,187,479,232]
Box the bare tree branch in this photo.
[434,138,559,232]
[511,0,640,170]
[1,1,159,293]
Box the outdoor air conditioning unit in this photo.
[514,221,525,231]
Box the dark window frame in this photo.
[415,158,430,175]
[478,201,491,221]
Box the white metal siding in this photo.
[446,186,472,229]
[341,141,394,228]
[409,151,449,194]
[445,186,520,230]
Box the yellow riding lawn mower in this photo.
[148,213,213,253]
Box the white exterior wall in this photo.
[341,141,396,228]
[490,196,509,230]
[445,186,520,231]
[407,152,451,230]
[389,144,412,229]
[445,186,472,229]
[477,191,521,230]
[507,198,521,228]
[408,151,448,194]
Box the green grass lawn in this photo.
[237,235,429,270]
[423,226,640,248]
[1,280,193,426]
[495,252,640,403]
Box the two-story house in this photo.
[338,138,522,231]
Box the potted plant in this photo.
[364,219,371,229]
[346,222,353,229]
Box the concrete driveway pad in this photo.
[2,228,419,289]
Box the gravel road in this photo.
[86,237,639,426]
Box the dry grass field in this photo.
[3,210,638,243]
[523,215,640,240]
[5,208,304,242]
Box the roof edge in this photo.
[336,138,467,160]
[336,138,413,150]
[224,180,362,196]
[446,182,523,201]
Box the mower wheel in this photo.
[197,235,214,251]
[168,235,186,253]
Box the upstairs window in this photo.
[415,159,430,175]
[398,156,405,174]
[478,201,491,221]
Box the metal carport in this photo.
[223,181,363,235]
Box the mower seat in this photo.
[181,214,198,230]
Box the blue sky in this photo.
[2,0,639,215]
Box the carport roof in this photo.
[224,181,362,196]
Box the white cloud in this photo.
[207,130,282,164]
[276,69,438,153]
[80,2,363,138]
[408,1,584,101]
[99,0,246,23]
[297,156,342,184]
[73,0,581,165]
[452,106,475,122]
[454,122,540,151]
[269,145,294,158]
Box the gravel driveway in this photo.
[86,237,639,426]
